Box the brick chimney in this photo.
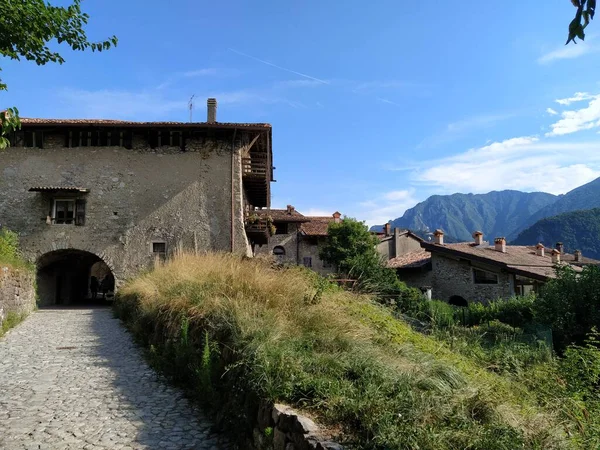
[286,205,295,214]
[494,237,506,253]
[332,211,342,223]
[433,229,444,245]
[473,231,483,246]
[535,243,545,257]
[551,248,561,264]
[574,249,582,262]
[556,242,564,254]
[384,223,391,237]
[207,98,217,123]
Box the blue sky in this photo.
[3,1,600,225]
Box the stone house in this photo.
[420,230,599,305]
[254,206,341,275]
[376,224,432,291]
[0,99,273,305]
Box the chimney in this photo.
[556,242,564,254]
[384,223,391,237]
[207,98,217,123]
[494,237,506,253]
[551,248,561,264]
[332,211,342,223]
[574,249,582,262]
[286,204,295,214]
[394,227,401,258]
[535,243,545,257]
[433,229,444,245]
[473,231,483,246]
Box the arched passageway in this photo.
[448,295,468,307]
[37,249,115,306]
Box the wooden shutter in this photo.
[75,199,86,226]
[149,130,158,148]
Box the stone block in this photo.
[273,428,287,450]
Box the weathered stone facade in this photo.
[297,237,333,276]
[0,266,36,329]
[256,223,302,265]
[0,114,272,304]
[429,253,513,304]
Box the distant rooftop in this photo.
[20,118,271,131]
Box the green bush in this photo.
[0,229,31,270]
[459,295,535,328]
[535,265,600,352]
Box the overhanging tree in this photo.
[0,0,117,148]
[566,0,596,44]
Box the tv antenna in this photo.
[188,94,195,122]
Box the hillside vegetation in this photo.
[116,253,596,449]
[513,208,600,259]
[514,177,600,238]
[380,190,557,242]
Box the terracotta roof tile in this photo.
[300,216,337,237]
[422,242,595,281]
[19,118,271,130]
[387,250,431,269]
[256,209,309,223]
[29,186,89,193]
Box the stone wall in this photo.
[298,237,334,276]
[253,402,342,450]
[0,266,36,329]
[430,253,513,304]
[0,133,253,285]
[255,223,301,264]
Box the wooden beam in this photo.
[242,132,262,158]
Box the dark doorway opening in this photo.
[37,249,115,306]
[449,295,468,307]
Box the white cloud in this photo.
[555,92,595,105]
[538,42,594,64]
[302,208,336,217]
[415,136,600,195]
[357,189,419,227]
[182,68,220,77]
[546,107,558,115]
[547,94,600,136]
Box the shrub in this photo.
[0,229,31,270]
[535,265,600,352]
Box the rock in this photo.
[273,428,287,450]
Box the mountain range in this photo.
[374,177,600,245]
[513,209,600,259]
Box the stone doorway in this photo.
[37,249,115,306]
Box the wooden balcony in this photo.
[245,217,274,245]
[242,153,270,207]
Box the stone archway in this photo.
[448,295,468,307]
[37,249,116,306]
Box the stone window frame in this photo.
[151,241,167,261]
[472,267,499,285]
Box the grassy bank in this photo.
[0,229,33,270]
[116,253,587,449]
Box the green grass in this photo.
[115,252,591,449]
[0,229,33,271]
[0,311,26,337]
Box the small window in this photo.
[303,257,312,268]
[273,246,285,260]
[449,295,468,307]
[24,131,43,148]
[473,268,498,285]
[53,199,75,225]
[275,223,288,235]
[152,242,167,261]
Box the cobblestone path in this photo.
[0,308,231,450]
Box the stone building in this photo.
[254,207,341,275]
[420,230,599,305]
[0,99,273,305]
[376,224,432,291]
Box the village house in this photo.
[0,99,274,305]
[419,230,600,306]
[375,224,433,291]
[254,206,341,275]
